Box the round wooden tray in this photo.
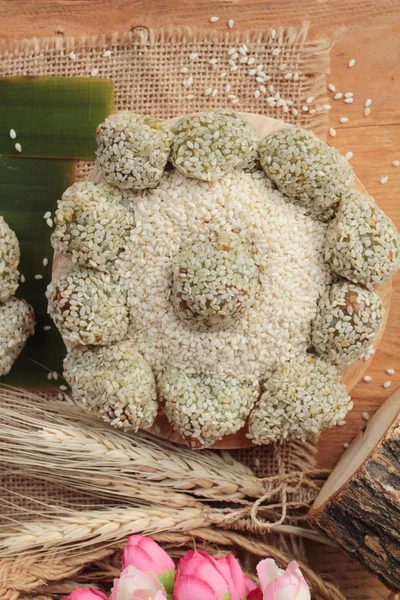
[53,113,392,450]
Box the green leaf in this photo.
[0,76,114,159]
[159,569,176,594]
[0,156,76,388]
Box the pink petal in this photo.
[123,546,156,572]
[124,537,174,573]
[174,575,217,600]
[176,551,229,598]
[63,589,108,600]
[154,593,168,600]
[257,559,282,591]
[216,554,245,600]
[244,576,257,595]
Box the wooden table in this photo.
[1,2,399,598]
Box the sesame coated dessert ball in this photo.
[258,126,353,220]
[248,354,351,444]
[96,111,173,190]
[171,109,258,181]
[0,216,20,302]
[159,365,260,447]
[325,190,400,289]
[312,281,384,369]
[46,266,129,346]
[51,182,135,271]
[0,297,35,376]
[64,341,157,429]
[171,236,259,331]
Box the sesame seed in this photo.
[47,372,53,380]
[392,160,400,167]
[343,443,349,449]
[344,98,354,104]
[270,29,276,39]
[230,65,238,72]
[183,76,193,87]
[204,87,212,96]
[380,176,388,184]
[44,211,51,219]
[43,325,51,331]
[362,411,370,421]
[348,59,356,67]
[46,218,53,228]
[284,72,293,79]
[103,50,112,57]
[364,107,371,116]
[59,385,68,391]
[180,66,189,74]
[225,83,231,92]
[53,371,59,380]
[34,274,43,280]
[42,258,49,267]
[386,368,395,375]
[329,128,336,137]
[345,151,353,161]
[227,19,234,28]
[272,48,280,57]
[14,142,22,153]
[302,106,309,112]
[328,83,336,92]
[69,51,77,61]
[219,71,227,78]
[185,94,195,100]
[337,420,347,427]
[344,92,354,98]
[365,98,372,107]
[20,274,25,283]
[321,104,331,110]
[209,16,219,22]
[209,58,218,65]
[9,129,16,139]
[212,89,218,97]
[383,381,392,389]
[254,90,260,99]
[189,52,199,60]
[339,117,349,123]
[363,375,372,382]
[231,98,239,104]
[90,68,98,77]
[306,96,314,104]
[334,92,343,100]
[57,393,64,400]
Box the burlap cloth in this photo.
[0,23,339,599]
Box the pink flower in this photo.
[174,551,230,600]
[216,554,257,600]
[62,589,108,600]
[122,535,175,575]
[111,565,168,600]
[257,560,310,600]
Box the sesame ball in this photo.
[325,190,400,288]
[96,111,173,190]
[51,182,134,271]
[171,109,258,181]
[312,281,384,369]
[0,297,35,376]
[248,354,351,444]
[159,365,260,447]
[46,266,129,346]
[64,341,157,430]
[171,236,259,331]
[258,126,353,220]
[0,216,20,302]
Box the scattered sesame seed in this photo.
[302,106,309,112]
[363,375,372,382]
[362,411,370,421]
[57,393,64,400]
[209,16,219,22]
[339,117,349,123]
[392,160,400,167]
[383,381,392,389]
[43,325,51,331]
[183,76,193,87]
[254,90,261,99]
[34,274,43,280]
[380,176,388,184]
[52,371,59,380]
[212,89,218,97]
[272,48,280,56]
[103,50,112,57]
[230,65,238,72]
[231,52,239,60]
[69,51,77,61]
[209,58,218,65]
[42,258,49,267]
[189,52,199,60]
[180,66,189,74]
[46,218,53,228]
[364,107,371,116]
[344,92,354,98]
[225,83,231,92]
[284,72,293,80]
[90,68,98,77]
[248,58,256,66]
[47,372,53,380]
[321,104,331,110]
[14,143,22,153]
[344,98,354,104]
[44,211,51,219]
[343,442,349,449]
[365,98,372,107]
[227,19,234,28]
[337,420,346,427]
[345,151,353,161]
[334,92,343,100]
[59,385,68,391]
[386,368,395,375]
[271,29,276,39]
[20,274,25,283]
[329,128,337,137]
[219,71,227,78]
[306,96,314,104]
[231,98,239,104]
[348,59,356,67]
[204,87,213,96]
[9,129,16,139]
[328,83,336,92]
[185,94,195,100]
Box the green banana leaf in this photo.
[0,76,114,159]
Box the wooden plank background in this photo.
[1,2,399,598]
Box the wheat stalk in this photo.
[0,386,264,505]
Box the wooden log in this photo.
[308,389,400,592]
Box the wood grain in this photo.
[2,1,400,598]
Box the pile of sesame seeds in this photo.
[0,297,35,376]
[0,216,20,302]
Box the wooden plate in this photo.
[53,113,392,450]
